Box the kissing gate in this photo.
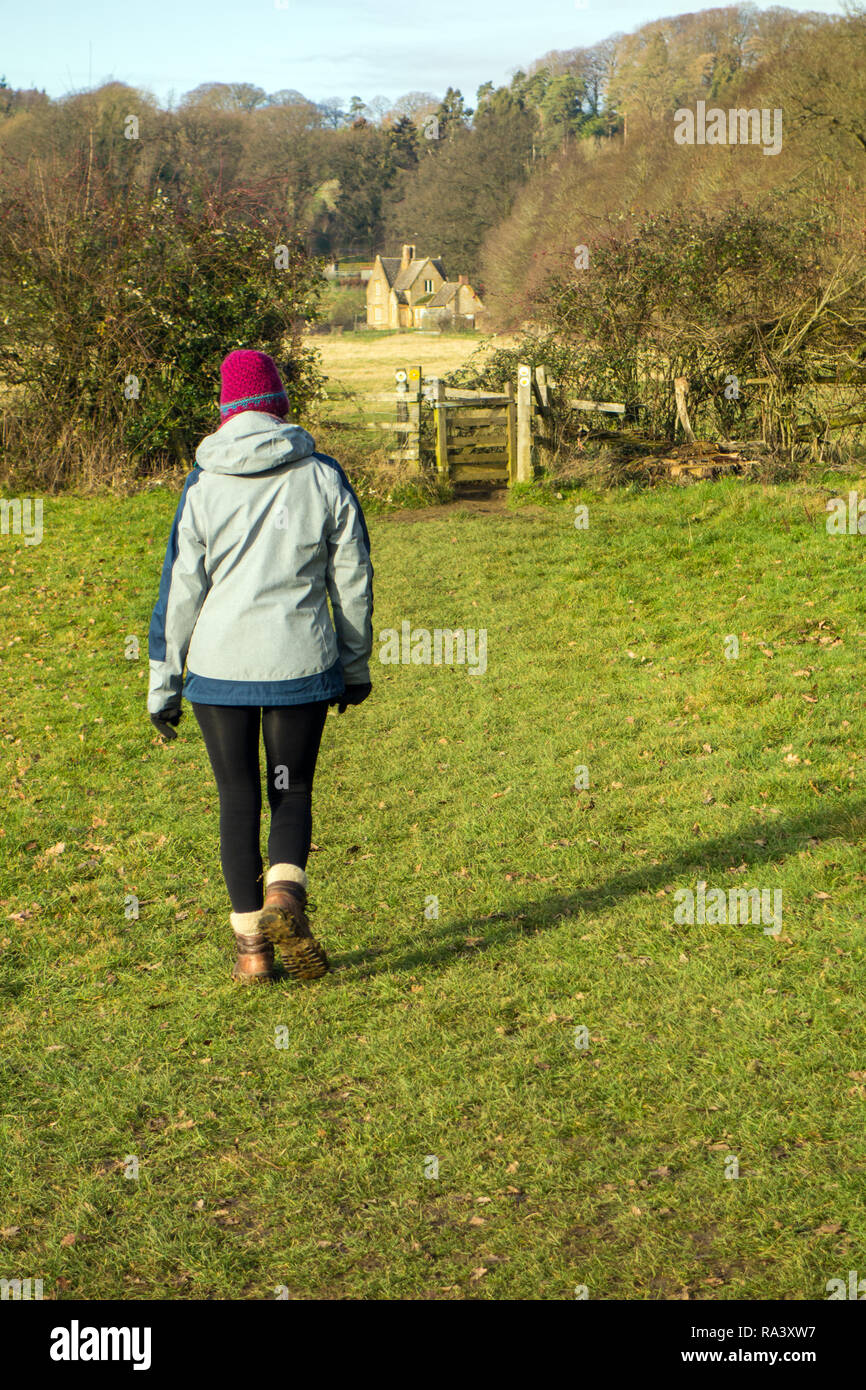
[378,364,517,485]
[376,364,627,485]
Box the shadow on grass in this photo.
[335,795,866,980]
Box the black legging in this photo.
[192,702,329,913]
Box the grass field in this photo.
[1,474,865,1300]
[310,329,508,429]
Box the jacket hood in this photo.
[195,410,317,476]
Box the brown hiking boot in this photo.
[231,930,277,982]
[258,880,329,981]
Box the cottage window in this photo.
[424,279,433,293]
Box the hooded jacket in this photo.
[147,412,373,711]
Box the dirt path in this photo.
[382,491,549,523]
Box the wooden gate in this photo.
[381,366,518,485]
[431,380,515,485]
[380,362,580,485]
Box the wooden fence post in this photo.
[433,379,448,477]
[505,380,517,486]
[516,363,533,482]
[407,365,422,468]
[394,367,408,456]
[390,365,423,467]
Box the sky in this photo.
[0,0,848,108]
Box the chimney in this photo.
[458,273,468,285]
[401,243,415,268]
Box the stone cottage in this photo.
[366,244,484,329]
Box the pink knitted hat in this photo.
[219,350,289,424]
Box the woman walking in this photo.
[146,349,373,983]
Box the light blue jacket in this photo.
[147,412,373,711]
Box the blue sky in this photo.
[1,0,847,107]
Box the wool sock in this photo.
[266,864,307,891]
[230,908,263,940]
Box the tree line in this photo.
[2,4,865,483]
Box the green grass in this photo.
[1,476,865,1300]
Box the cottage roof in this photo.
[426,281,460,308]
[377,257,403,287]
[377,254,446,292]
